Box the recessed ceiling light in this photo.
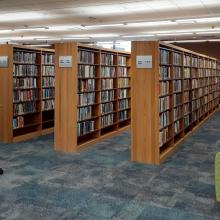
[0,12,49,22]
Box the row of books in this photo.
[159,66,170,80]
[13,116,24,129]
[101,102,114,115]
[101,114,114,128]
[101,79,114,89]
[184,115,190,128]
[77,106,92,121]
[119,99,129,110]
[13,78,37,89]
[78,92,95,106]
[119,110,129,121]
[192,79,198,89]
[160,49,170,65]
[173,67,181,79]
[118,89,129,99]
[42,66,55,76]
[78,65,95,78]
[184,68,190,78]
[118,67,129,77]
[174,120,180,135]
[101,67,116,78]
[13,102,37,116]
[191,69,196,78]
[101,53,114,66]
[118,56,127,66]
[42,88,55,99]
[173,80,182,92]
[160,111,170,129]
[77,121,95,136]
[174,106,182,121]
[159,127,169,147]
[184,91,190,103]
[184,79,190,90]
[14,51,36,64]
[159,96,170,112]
[101,90,115,102]
[118,78,129,88]
[78,50,95,64]
[192,90,197,99]
[13,90,38,102]
[13,64,38,76]
[192,57,198,68]
[42,77,55,88]
[184,103,190,115]
[42,100,54,111]
[160,81,169,96]
[174,94,181,107]
[78,79,95,92]
[173,52,181,66]
[183,55,191,67]
[42,54,54,65]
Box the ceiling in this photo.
[0,0,220,45]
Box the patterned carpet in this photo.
[0,111,220,220]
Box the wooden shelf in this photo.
[54,42,131,153]
[0,44,55,143]
[131,40,219,165]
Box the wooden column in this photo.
[131,41,160,164]
[0,45,13,142]
[54,42,77,152]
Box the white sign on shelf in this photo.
[0,56,8,68]
[136,55,152,69]
[59,56,72,68]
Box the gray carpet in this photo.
[0,111,220,219]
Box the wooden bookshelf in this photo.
[131,41,219,165]
[0,45,55,143]
[54,42,131,153]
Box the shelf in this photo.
[13,122,41,130]
[77,116,99,123]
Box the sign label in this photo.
[0,56,8,68]
[59,56,72,68]
[136,55,152,69]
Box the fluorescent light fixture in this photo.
[0,12,48,22]
[208,39,220,42]
[127,20,175,27]
[84,23,124,28]
[122,34,155,38]
[27,44,52,47]
[47,25,82,31]
[196,31,220,35]
[35,37,61,41]
[156,32,194,36]
[62,37,91,40]
[0,30,12,33]
[175,16,220,24]
[90,34,119,38]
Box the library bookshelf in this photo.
[131,41,219,165]
[54,42,131,152]
[0,45,55,143]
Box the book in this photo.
[183,54,191,67]
[13,64,38,76]
[173,67,181,79]
[101,102,114,115]
[174,120,181,135]
[78,65,95,78]
[159,128,169,147]
[13,101,37,116]
[13,89,38,102]
[118,89,129,99]
[174,106,181,121]
[42,66,55,76]
[13,116,24,129]
[173,94,181,107]
[184,91,190,103]
[184,67,190,78]
[101,79,114,90]
[173,52,181,66]
[159,81,169,96]
[42,77,55,88]
[118,78,129,88]
[119,99,129,110]
[13,78,37,89]
[118,67,128,77]
[42,88,55,99]
[160,111,169,129]
[77,106,92,121]
[184,79,190,90]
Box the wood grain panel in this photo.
[131,41,160,164]
[54,43,77,152]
